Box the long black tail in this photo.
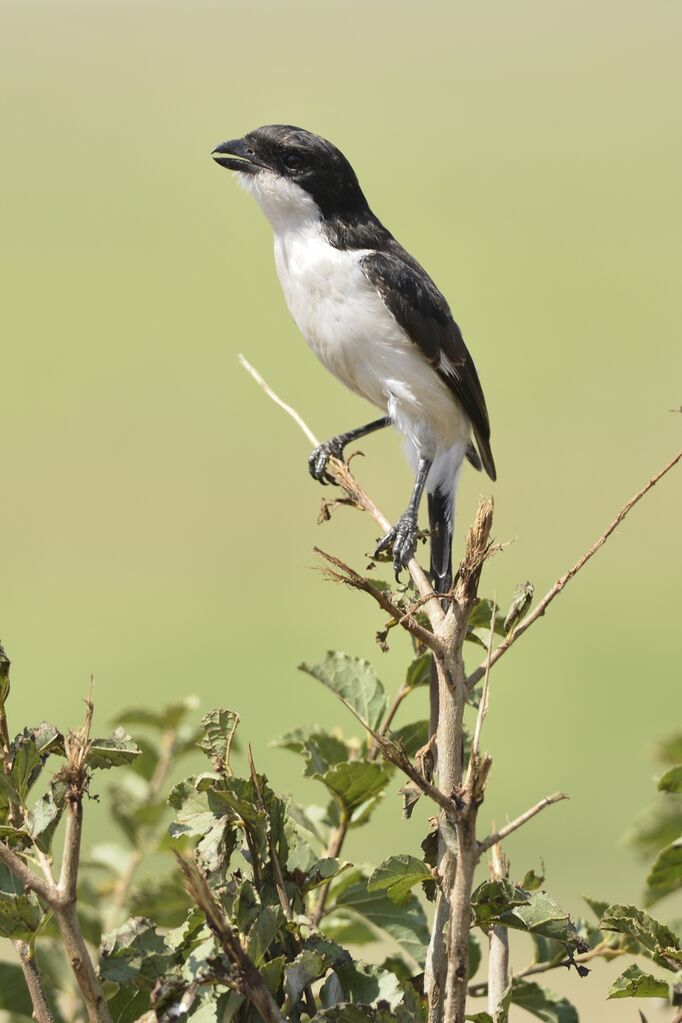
[427,486,454,738]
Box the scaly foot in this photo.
[375,509,419,579]
[308,437,346,485]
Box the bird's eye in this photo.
[284,152,303,170]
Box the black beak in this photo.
[211,137,263,173]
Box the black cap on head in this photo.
[212,124,370,217]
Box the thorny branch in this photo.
[239,356,681,1023]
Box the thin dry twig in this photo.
[239,353,444,628]
[466,598,496,787]
[466,448,682,689]
[314,547,440,651]
[478,792,568,853]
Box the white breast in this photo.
[238,170,469,463]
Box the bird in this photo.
[212,123,496,625]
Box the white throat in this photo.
[236,169,320,235]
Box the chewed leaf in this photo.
[472,880,587,955]
[299,652,386,730]
[599,904,680,969]
[86,728,140,770]
[198,709,240,769]
[608,963,669,999]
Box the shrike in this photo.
[212,125,496,599]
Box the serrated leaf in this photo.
[86,729,140,770]
[100,917,177,989]
[511,979,578,1022]
[0,865,43,939]
[300,652,386,730]
[599,904,680,969]
[472,881,586,955]
[335,880,430,965]
[367,855,432,905]
[301,734,352,776]
[314,761,391,815]
[608,963,669,999]
[197,708,239,769]
[645,837,682,905]
[659,766,682,794]
[583,895,610,921]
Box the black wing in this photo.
[361,249,496,481]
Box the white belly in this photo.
[273,222,469,461]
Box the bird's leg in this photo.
[309,416,390,485]
[375,456,432,578]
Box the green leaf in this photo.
[367,855,432,905]
[301,858,347,892]
[599,904,680,969]
[471,881,586,955]
[300,652,386,730]
[86,729,140,770]
[512,979,578,1022]
[283,949,327,1013]
[114,696,199,732]
[658,766,682,794]
[335,880,430,965]
[105,987,150,1023]
[405,652,431,689]
[583,895,610,921]
[29,780,67,854]
[466,1015,493,1023]
[247,904,281,966]
[100,917,177,989]
[0,963,35,1016]
[391,720,429,757]
[645,837,682,905]
[326,961,403,1008]
[0,864,43,939]
[314,761,391,816]
[197,708,240,769]
[9,724,62,801]
[311,1006,417,1023]
[520,867,545,892]
[469,933,482,980]
[608,963,669,999]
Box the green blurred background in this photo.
[2,0,680,1015]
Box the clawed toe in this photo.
[308,440,344,485]
[375,511,418,579]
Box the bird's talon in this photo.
[309,439,345,485]
[375,511,418,579]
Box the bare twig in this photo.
[239,354,444,628]
[315,547,440,651]
[466,448,682,689]
[466,598,496,785]
[478,793,568,854]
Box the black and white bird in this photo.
[212,125,496,599]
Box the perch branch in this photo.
[239,354,444,629]
[478,793,568,853]
[466,447,682,689]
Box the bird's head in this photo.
[211,124,369,228]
